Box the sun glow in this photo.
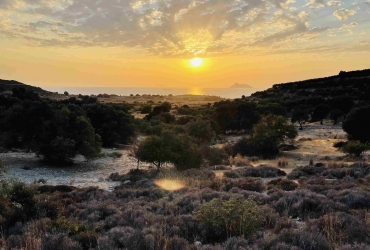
[189,58,204,68]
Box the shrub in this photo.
[343,105,370,142]
[288,165,327,179]
[234,115,297,158]
[327,161,348,169]
[237,178,266,192]
[42,233,82,250]
[237,165,287,178]
[267,178,298,191]
[201,146,228,166]
[223,171,240,179]
[260,229,330,250]
[233,154,250,167]
[195,198,264,239]
[333,141,347,148]
[342,141,370,157]
[317,212,370,248]
[140,105,152,114]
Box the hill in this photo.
[251,68,370,100]
[0,79,46,93]
[230,82,252,88]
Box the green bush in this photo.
[195,197,264,239]
[342,141,370,157]
[234,115,297,158]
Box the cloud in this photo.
[333,8,357,20]
[305,0,326,9]
[327,0,342,6]
[0,0,367,56]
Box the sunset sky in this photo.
[1,0,369,89]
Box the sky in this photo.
[0,0,369,89]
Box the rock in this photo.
[194,241,202,246]
[123,180,131,185]
[98,177,104,182]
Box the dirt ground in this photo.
[0,149,149,191]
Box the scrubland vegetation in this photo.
[1,69,370,249]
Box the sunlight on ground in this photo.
[154,179,185,191]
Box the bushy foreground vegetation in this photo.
[1,162,370,250]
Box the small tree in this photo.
[329,109,343,125]
[195,198,264,239]
[186,119,216,144]
[64,91,69,96]
[330,96,354,119]
[234,115,297,158]
[136,132,201,170]
[312,104,331,125]
[291,105,309,130]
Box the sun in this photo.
[189,58,204,68]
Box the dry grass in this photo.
[327,161,348,169]
[277,157,289,168]
[232,154,251,167]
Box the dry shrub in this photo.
[237,178,266,192]
[319,212,369,249]
[327,161,348,169]
[223,171,240,179]
[267,178,298,191]
[233,154,250,167]
[228,156,234,167]
[277,157,289,168]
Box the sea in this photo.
[44,87,265,99]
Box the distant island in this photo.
[230,82,252,88]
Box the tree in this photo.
[312,104,331,125]
[291,105,310,130]
[82,103,133,146]
[234,115,297,158]
[195,198,264,239]
[329,109,343,125]
[64,91,69,96]
[343,105,370,142]
[235,102,261,131]
[136,132,202,170]
[37,107,102,162]
[185,119,216,144]
[161,102,172,112]
[330,96,354,119]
